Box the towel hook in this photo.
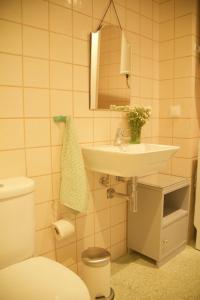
[53,115,67,123]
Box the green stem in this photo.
[130,126,141,144]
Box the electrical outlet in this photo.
[170,105,181,117]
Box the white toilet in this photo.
[0,177,90,300]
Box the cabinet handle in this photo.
[161,239,169,246]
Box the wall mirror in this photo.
[90,24,131,110]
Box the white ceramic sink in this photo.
[82,143,179,177]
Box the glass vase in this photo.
[130,126,141,144]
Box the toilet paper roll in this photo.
[52,219,75,240]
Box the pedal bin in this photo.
[81,247,114,299]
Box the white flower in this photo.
[110,105,151,129]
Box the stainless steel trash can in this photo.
[81,247,114,299]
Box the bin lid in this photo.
[82,247,110,267]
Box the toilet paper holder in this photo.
[52,219,75,240]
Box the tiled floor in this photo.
[111,245,200,300]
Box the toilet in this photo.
[0,177,90,300]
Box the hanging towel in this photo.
[60,116,89,213]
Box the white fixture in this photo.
[0,177,90,300]
[120,32,131,75]
[52,218,75,240]
[0,257,90,300]
[82,143,179,177]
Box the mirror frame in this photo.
[90,30,101,110]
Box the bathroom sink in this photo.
[82,143,179,177]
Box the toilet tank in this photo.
[0,177,35,269]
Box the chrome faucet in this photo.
[113,128,124,146]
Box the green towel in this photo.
[60,116,89,213]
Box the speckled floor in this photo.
[111,245,200,300]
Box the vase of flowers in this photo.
[129,124,142,144]
[110,105,151,144]
[127,106,151,143]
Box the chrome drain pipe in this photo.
[107,177,138,212]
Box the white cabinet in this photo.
[128,174,189,266]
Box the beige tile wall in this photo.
[1,0,199,272]
[0,0,159,273]
[158,0,200,239]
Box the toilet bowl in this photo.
[0,177,90,300]
[0,257,90,300]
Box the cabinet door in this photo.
[160,216,187,258]
[128,188,163,260]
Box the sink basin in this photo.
[82,143,179,177]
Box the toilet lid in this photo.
[0,257,90,300]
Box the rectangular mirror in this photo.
[90,25,131,110]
